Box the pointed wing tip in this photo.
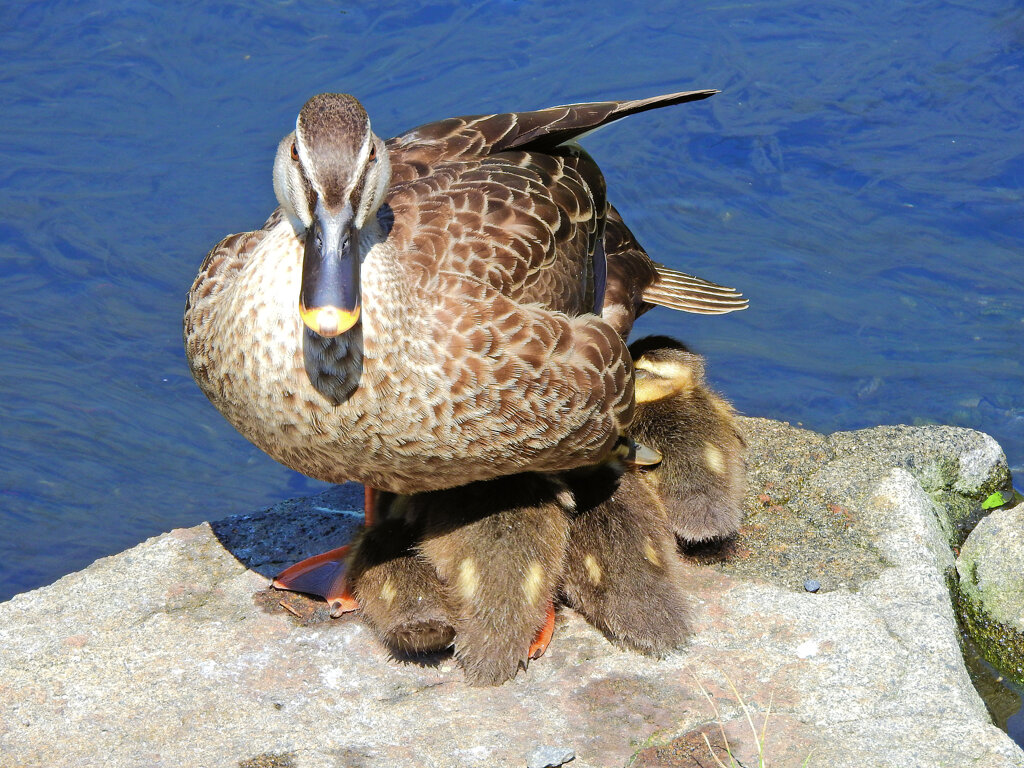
[719,299,749,313]
[668,88,720,101]
[646,294,749,315]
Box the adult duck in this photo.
[184,89,745,502]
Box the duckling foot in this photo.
[528,601,557,660]
[272,544,359,617]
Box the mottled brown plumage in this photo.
[184,91,746,496]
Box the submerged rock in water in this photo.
[0,419,1022,768]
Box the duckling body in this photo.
[347,465,700,678]
[339,475,570,684]
[185,92,746,495]
[558,336,747,654]
[413,474,572,685]
[629,336,747,543]
[561,466,694,655]
[345,495,455,655]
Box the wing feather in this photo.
[388,89,718,174]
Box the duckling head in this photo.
[272,93,392,337]
[631,335,706,404]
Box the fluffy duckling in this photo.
[344,492,456,655]
[405,473,572,685]
[275,474,570,684]
[560,334,745,653]
[560,463,694,655]
[355,463,694,677]
[628,335,746,544]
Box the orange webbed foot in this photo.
[272,544,359,617]
[528,600,556,660]
[272,483,382,616]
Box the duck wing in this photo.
[386,145,606,317]
[383,147,636,471]
[387,89,718,174]
[387,90,744,324]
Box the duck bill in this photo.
[299,200,360,337]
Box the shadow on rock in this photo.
[208,483,366,580]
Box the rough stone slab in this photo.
[1,420,1022,768]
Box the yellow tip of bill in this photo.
[300,304,360,337]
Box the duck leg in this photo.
[271,483,382,615]
[363,485,377,526]
[415,474,572,685]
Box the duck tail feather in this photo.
[641,264,748,315]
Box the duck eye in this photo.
[368,145,377,162]
[290,142,299,162]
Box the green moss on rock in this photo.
[956,588,1024,686]
[955,503,1024,685]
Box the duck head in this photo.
[273,93,392,337]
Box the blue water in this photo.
[1,0,1021,615]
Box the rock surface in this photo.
[2,419,1023,768]
[958,502,1024,683]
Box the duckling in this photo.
[411,473,573,685]
[353,462,696,672]
[560,463,694,655]
[273,475,569,683]
[628,335,746,544]
[344,493,456,655]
